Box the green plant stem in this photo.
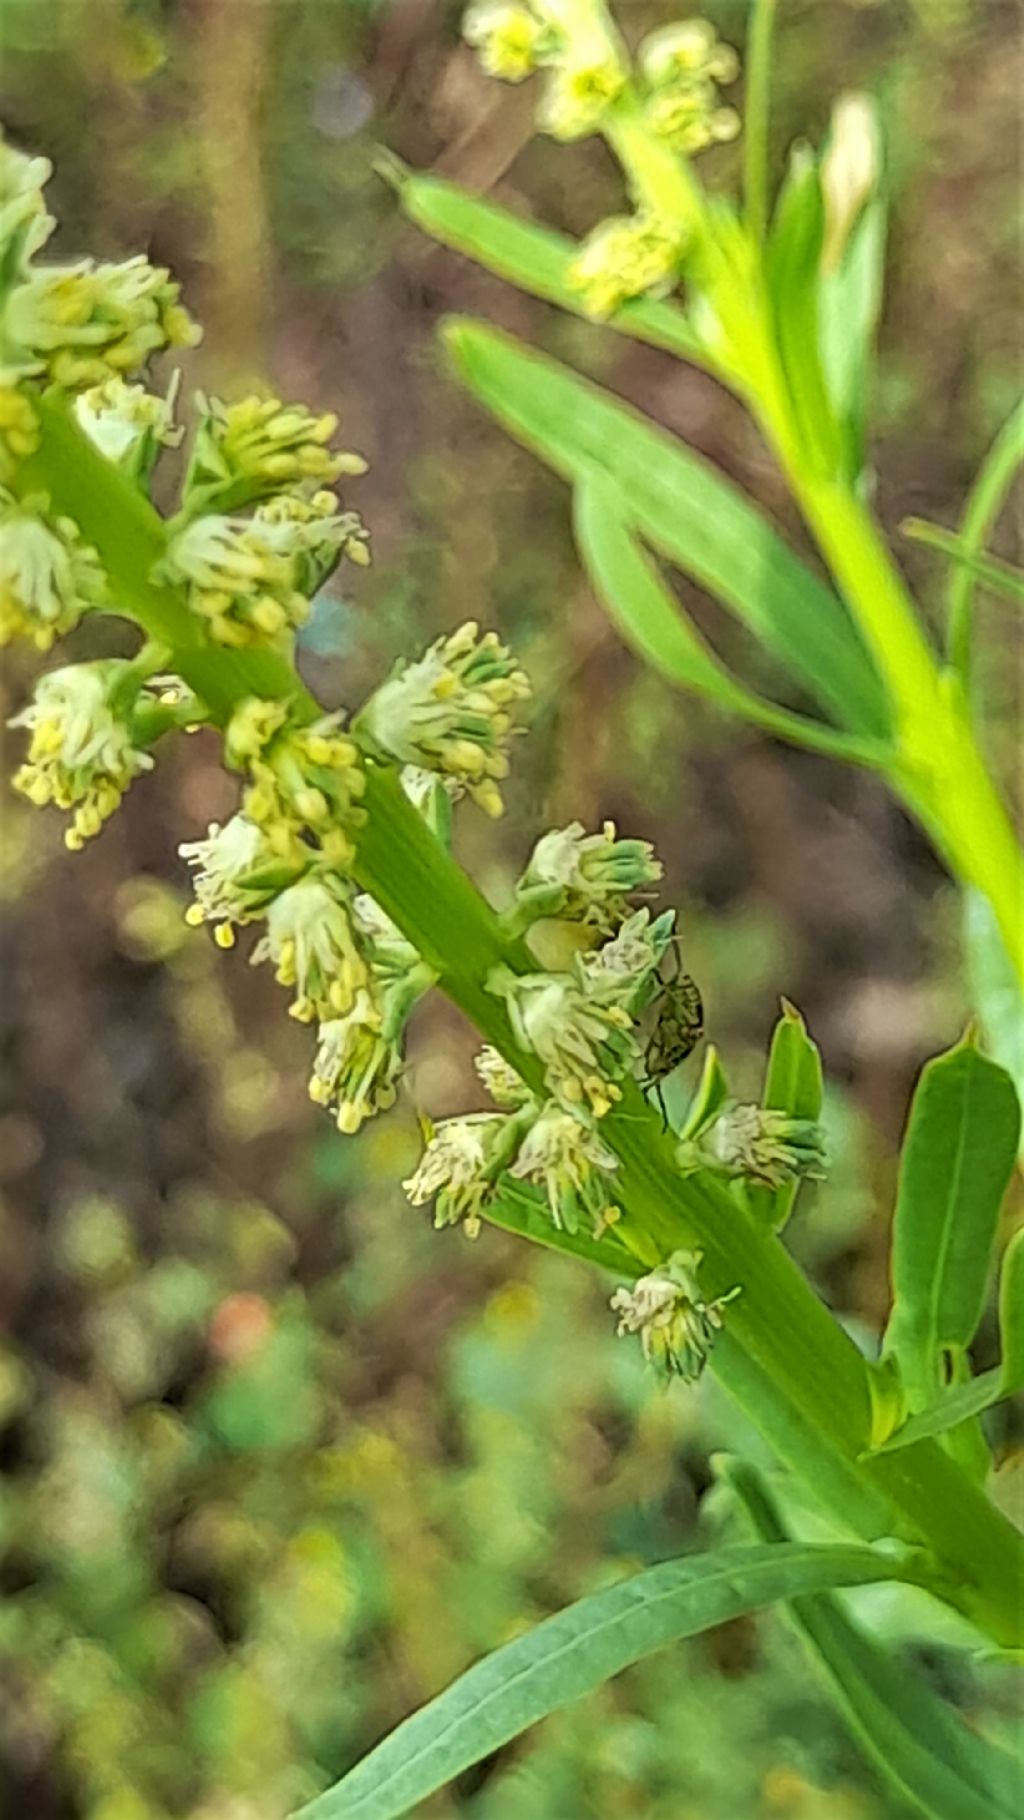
[743,0,778,244]
[789,477,1024,987]
[947,397,1024,685]
[594,92,1024,986]
[15,393,1024,1648]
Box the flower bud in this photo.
[464,2,548,80]
[404,1112,515,1237]
[185,392,366,510]
[9,660,154,848]
[358,621,530,817]
[519,820,662,930]
[0,488,106,650]
[179,814,307,944]
[509,1100,618,1234]
[4,254,199,391]
[489,965,633,1117]
[250,871,370,1021]
[680,1102,827,1189]
[610,1248,739,1382]
[569,213,684,319]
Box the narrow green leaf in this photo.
[883,1036,1021,1410]
[748,999,824,1230]
[292,1543,915,1820]
[767,146,844,477]
[725,1460,1022,1820]
[391,167,709,367]
[873,1226,1024,1454]
[444,317,892,741]
[573,474,886,765]
[902,519,1024,604]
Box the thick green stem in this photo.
[16,395,1024,1647]
[790,478,1024,987]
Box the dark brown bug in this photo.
[638,944,704,1125]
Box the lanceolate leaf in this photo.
[747,999,824,1230]
[291,1543,915,1820]
[873,1227,1024,1455]
[726,1461,1022,1820]
[443,318,892,741]
[389,166,709,368]
[573,475,886,766]
[767,146,843,478]
[883,1035,1021,1409]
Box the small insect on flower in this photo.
[637,939,704,1125]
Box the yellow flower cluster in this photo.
[225,697,367,868]
[463,0,627,141]
[568,213,685,319]
[610,1249,740,1381]
[357,621,531,818]
[0,488,107,651]
[639,20,740,156]
[9,662,155,849]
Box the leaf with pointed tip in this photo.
[871,1227,1024,1455]
[572,471,886,766]
[443,318,892,742]
[291,1542,917,1820]
[882,1035,1020,1411]
[747,1000,824,1230]
[390,167,709,367]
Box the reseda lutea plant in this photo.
[1,85,1021,1820]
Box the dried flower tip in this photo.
[464,2,548,80]
[475,1044,533,1109]
[358,621,530,817]
[522,820,662,928]
[251,871,370,1021]
[610,1248,739,1382]
[179,813,306,943]
[74,374,182,477]
[684,1102,827,1189]
[9,660,154,848]
[0,386,40,481]
[404,1112,511,1237]
[569,213,684,319]
[490,966,632,1118]
[309,986,407,1133]
[510,1100,618,1234]
[5,254,199,391]
[187,392,366,507]
[0,488,106,650]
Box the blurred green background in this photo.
[0,1,1021,1815]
